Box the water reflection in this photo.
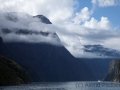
[0,81,120,90]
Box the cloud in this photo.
[91,0,119,7]
[1,32,61,45]
[0,0,120,58]
[57,22,120,58]
[72,7,93,24]
[0,12,62,46]
[0,0,77,25]
[83,17,112,30]
[83,45,120,57]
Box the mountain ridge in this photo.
[0,13,96,82]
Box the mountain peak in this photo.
[33,15,52,24]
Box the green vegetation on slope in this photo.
[0,55,31,85]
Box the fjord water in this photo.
[0,81,120,90]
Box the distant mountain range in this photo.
[84,45,120,58]
[0,12,96,82]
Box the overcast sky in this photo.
[0,0,120,58]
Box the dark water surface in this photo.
[0,81,120,90]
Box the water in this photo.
[0,81,120,90]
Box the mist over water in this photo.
[0,81,120,90]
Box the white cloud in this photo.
[0,0,76,25]
[92,0,97,4]
[72,7,93,24]
[92,0,118,7]
[0,12,62,46]
[104,38,120,50]
[84,17,112,30]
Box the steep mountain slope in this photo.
[0,13,96,82]
[0,55,30,85]
[81,58,112,80]
[103,59,120,82]
[0,37,96,82]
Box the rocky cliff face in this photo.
[0,55,30,85]
[103,59,120,82]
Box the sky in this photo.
[0,0,120,58]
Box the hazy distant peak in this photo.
[84,45,120,58]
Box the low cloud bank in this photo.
[0,12,62,46]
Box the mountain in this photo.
[0,55,30,86]
[0,37,96,82]
[0,13,96,82]
[80,44,120,80]
[33,15,52,24]
[84,45,120,58]
[80,58,112,80]
[103,59,120,82]
[82,45,120,80]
